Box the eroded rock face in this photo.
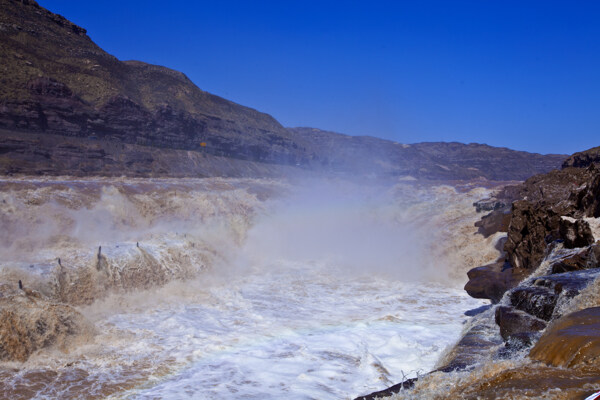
[573,170,600,218]
[0,292,93,362]
[530,307,600,368]
[504,200,561,271]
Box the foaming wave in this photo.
[0,177,286,304]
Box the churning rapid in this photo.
[0,177,502,399]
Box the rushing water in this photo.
[0,177,497,399]
[86,264,484,399]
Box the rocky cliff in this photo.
[0,0,566,179]
[0,0,307,172]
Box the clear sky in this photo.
[38,0,600,155]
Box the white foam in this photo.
[88,261,485,399]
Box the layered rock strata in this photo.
[0,0,567,179]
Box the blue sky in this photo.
[39,1,600,155]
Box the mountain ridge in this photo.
[0,0,567,180]
[286,127,566,181]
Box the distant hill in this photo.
[287,127,566,181]
[0,0,566,180]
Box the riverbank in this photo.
[359,149,600,399]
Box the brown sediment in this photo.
[0,362,161,400]
[446,364,600,399]
[530,307,600,368]
[0,293,94,362]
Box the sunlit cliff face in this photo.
[0,176,503,399]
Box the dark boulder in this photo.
[464,261,526,303]
[509,269,600,321]
[504,200,562,271]
[436,321,503,373]
[474,209,512,237]
[558,218,595,249]
[473,198,507,213]
[353,378,417,400]
[509,286,557,321]
[495,306,546,345]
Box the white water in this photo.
[0,178,495,399]
[86,263,483,400]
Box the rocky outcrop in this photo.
[359,148,600,399]
[562,146,600,169]
[464,260,526,303]
[473,198,507,213]
[572,168,600,218]
[502,164,600,273]
[473,209,511,237]
[504,201,562,271]
[495,306,546,345]
[466,163,600,305]
[463,150,600,369]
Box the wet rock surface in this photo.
[495,306,546,344]
[464,261,525,303]
[550,244,600,273]
[353,378,417,400]
[508,269,600,321]
[530,307,600,368]
[436,319,503,373]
